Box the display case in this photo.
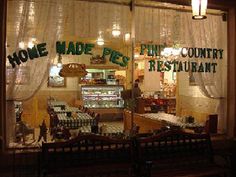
[81,85,124,108]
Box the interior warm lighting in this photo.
[112,29,121,37]
[112,24,121,37]
[97,37,104,46]
[134,53,139,58]
[19,41,25,49]
[192,0,208,20]
[28,41,34,49]
[124,33,130,41]
[31,37,37,42]
[161,47,182,57]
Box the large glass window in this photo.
[5,0,227,149]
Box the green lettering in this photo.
[75,42,84,55]
[147,45,152,56]
[149,60,155,71]
[207,48,212,58]
[110,51,123,65]
[172,60,178,72]
[184,61,190,72]
[102,48,112,58]
[212,63,217,73]
[191,62,197,72]
[152,45,159,57]
[178,61,183,72]
[27,46,39,60]
[164,61,171,71]
[122,56,130,67]
[198,62,204,72]
[212,48,218,59]
[37,43,48,57]
[19,50,28,62]
[67,42,76,55]
[56,41,66,54]
[205,63,211,72]
[140,44,146,55]
[84,43,94,55]
[219,49,224,59]
[199,48,206,58]
[157,61,164,72]
[7,52,21,68]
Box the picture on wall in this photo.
[48,65,66,87]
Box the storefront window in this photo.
[5,0,227,149]
[131,0,227,135]
[6,0,131,148]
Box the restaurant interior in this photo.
[1,0,236,177]
[5,0,227,147]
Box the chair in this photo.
[15,121,35,144]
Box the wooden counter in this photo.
[123,110,167,133]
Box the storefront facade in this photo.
[0,0,236,152]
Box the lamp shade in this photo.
[192,0,208,20]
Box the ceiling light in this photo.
[112,29,121,37]
[97,37,104,46]
[112,24,121,37]
[19,41,25,49]
[192,0,208,20]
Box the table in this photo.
[57,113,96,129]
[124,110,204,133]
[48,101,67,107]
[52,106,81,113]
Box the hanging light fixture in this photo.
[97,37,104,46]
[97,31,104,46]
[112,24,121,37]
[57,54,62,68]
[192,0,208,20]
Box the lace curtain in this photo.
[182,14,227,132]
[6,0,131,145]
[7,0,131,100]
[135,7,227,133]
[6,0,72,145]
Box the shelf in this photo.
[82,94,118,97]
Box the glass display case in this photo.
[81,85,124,108]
